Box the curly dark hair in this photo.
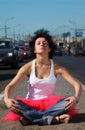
[29,28,56,59]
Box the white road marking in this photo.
[82,83,85,90]
[0,92,4,100]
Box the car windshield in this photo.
[0,41,13,49]
[15,42,24,46]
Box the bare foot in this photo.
[52,114,71,124]
[59,114,71,123]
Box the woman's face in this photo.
[34,37,51,54]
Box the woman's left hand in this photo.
[64,96,77,111]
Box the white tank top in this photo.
[26,59,57,100]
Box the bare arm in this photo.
[55,64,82,110]
[60,66,82,99]
[4,62,32,108]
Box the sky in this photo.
[0,0,85,38]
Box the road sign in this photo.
[76,31,83,37]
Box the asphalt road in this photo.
[53,55,85,85]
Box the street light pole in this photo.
[13,24,20,40]
[68,20,77,37]
[5,17,14,38]
[5,24,7,38]
[68,20,77,46]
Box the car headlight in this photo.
[7,52,13,57]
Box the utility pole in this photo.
[68,20,77,47]
[13,24,20,40]
[4,17,14,38]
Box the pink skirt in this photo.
[2,95,78,121]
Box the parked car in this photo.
[72,47,85,56]
[55,47,62,56]
[0,39,19,68]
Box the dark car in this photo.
[72,47,85,56]
[15,41,30,60]
[25,44,31,59]
[55,47,62,56]
[0,39,19,68]
[19,46,29,60]
[17,47,24,62]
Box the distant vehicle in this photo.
[15,41,31,60]
[55,47,62,56]
[17,47,24,62]
[0,39,19,68]
[15,40,25,46]
[72,47,85,56]
[19,46,29,60]
[15,41,32,60]
[57,41,64,48]
[25,44,31,59]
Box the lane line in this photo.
[0,92,4,100]
[82,83,85,90]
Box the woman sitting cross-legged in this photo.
[2,29,82,125]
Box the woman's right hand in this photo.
[4,98,17,109]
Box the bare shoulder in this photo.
[54,61,63,70]
[54,61,67,75]
[18,60,33,76]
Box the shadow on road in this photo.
[72,113,85,123]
